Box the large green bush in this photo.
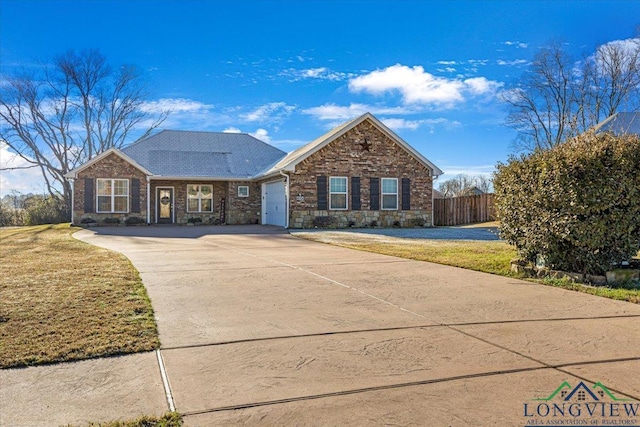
[1,195,69,226]
[494,132,640,275]
[23,195,69,225]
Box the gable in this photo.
[298,120,432,175]
[66,148,152,179]
[75,152,150,180]
[262,113,443,177]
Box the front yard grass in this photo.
[293,230,640,304]
[0,224,159,368]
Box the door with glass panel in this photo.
[156,188,174,224]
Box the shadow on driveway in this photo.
[290,225,501,241]
[79,224,288,239]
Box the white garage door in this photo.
[263,180,287,226]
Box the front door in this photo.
[157,188,174,224]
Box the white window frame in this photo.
[96,178,129,213]
[186,184,214,213]
[238,185,249,198]
[329,176,348,210]
[381,178,398,210]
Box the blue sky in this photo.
[1,0,639,195]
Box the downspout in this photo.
[431,173,439,227]
[279,170,290,229]
[69,178,75,225]
[146,176,151,224]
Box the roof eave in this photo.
[150,176,254,181]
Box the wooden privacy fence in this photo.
[433,194,495,226]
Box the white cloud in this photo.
[140,98,212,114]
[437,61,457,65]
[348,64,502,107]
[589,37,640,72]
[496,59,529,66]
[503,41,528,49]
[223,127,242,133]
[302,103,412,121]
[249,128,270,142]
[437,164,496,182]
[241,102,296,122]
[381,117,462,134]
[349,64,465,105]
[381,118,423,130]
[0,141,46,196]
[463,77,504,95]
[280,67,356,82]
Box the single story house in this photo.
[65,112,443,228]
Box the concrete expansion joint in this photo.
[180,365,549,418]
[156,349,176,412]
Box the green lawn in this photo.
[0,224,160,368]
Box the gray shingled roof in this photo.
[122,130,287,178]
[595,112,640,135]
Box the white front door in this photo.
[262,180,286,226]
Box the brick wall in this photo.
[226,181,261,224]
[289,120,434,228]
[74,153,148,223]
[150,180,226,224]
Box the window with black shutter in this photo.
[84,178,94,213]
[317,175,328,210]
[401,178,411,210]
[370,177,380,210]
[351,177,361,210]
[131,178,141,213]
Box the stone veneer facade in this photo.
[287,121,433,228]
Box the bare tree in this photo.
[578,38,640,130]
[0,49,167,211]
[438,174,491,197]
[503,38,640,152]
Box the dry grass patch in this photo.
[65,412,182,427]
[0,224,159,368]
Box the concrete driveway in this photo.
[3,225,640,426]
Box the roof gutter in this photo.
[432,174,439,227]
[279,170,290,229]
[149,176,254,181]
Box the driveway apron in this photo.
[5,225,639,426]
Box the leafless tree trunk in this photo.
[503,38,640,152]
[0,49,167,212]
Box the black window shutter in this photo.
[131,178,141,213]
[351,177,361,210]
[401,178,411,210]
[370,177,380,210]
[84,178,94,213]
[317,175,328,210]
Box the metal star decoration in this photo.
[360,138,372,152]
